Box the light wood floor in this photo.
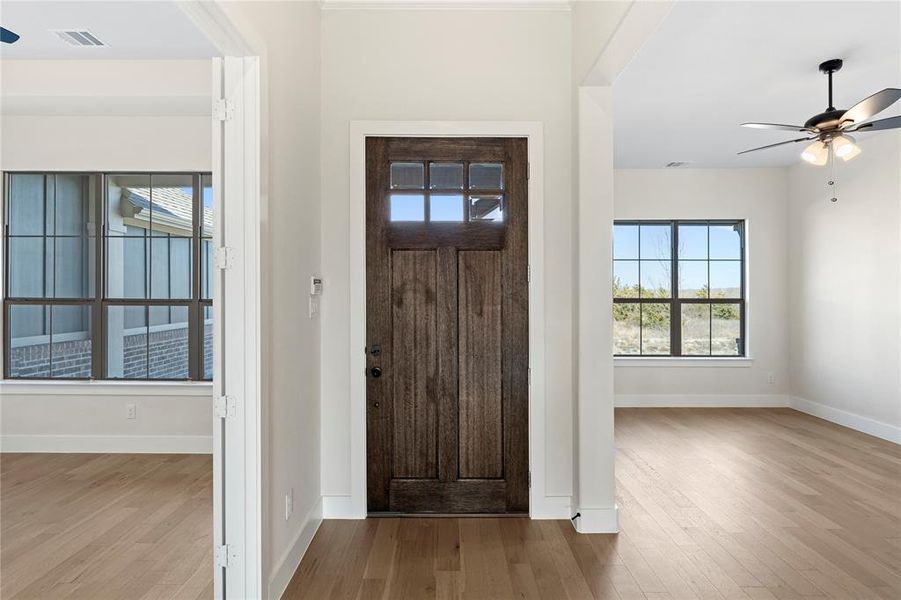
[284,408,901,600]
[1,453,212,600]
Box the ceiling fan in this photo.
[738,59,901,166]
[1,27,20,44]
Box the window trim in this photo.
[2,171,212,381]
[613,219,746,358]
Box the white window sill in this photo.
[614,357,754,368]
[0,380,213,397]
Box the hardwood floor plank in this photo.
[1,453,211,600]
[284,409,900,600]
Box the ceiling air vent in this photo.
[665,161,693,168]
[52,30,106,47]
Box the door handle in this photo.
[370,367,382,378]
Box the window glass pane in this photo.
[202,239,213,300]
[613,303,640,355]
[203,305,213,380]
[106,233,148,298]
[710,260,741,297]
[639,224,671,260]
[148,306,189,379]
[640,303,670,355]
[469,195,503,222]
[639,260,671,298]
[150,236,192,299]
[613,224,638,259]
[469,163,503,189]
[53,236,95,298]
[202,174,214,238]
[106,174,150,236]
[51,305,92,378]
[710,224,741,259]
[430,194,464,222]
[613,261,638,298]
[8,174,46,235]
[390,194,425,221]
[678,260,707,298]
[390,162,424,189]
[148,174,194,237]
[712,303,741,356]
[106,305,148,379]
[677,224,707,259]
[8,237,46,297]
[681,304,711,356]
[51,174,93,236]
[429,163,463,189]
[8,304,50,377]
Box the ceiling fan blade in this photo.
[0,27,20,44]
[848,115,901,133]
[741,122,812,132]
[737,136,815,155]
[840,88,901,126]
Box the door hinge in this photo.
[214,246,234,270]
[213,98,234,122]
[214,395,236,419]
[214,544,237,568]
[527,162,530,180]
[528,470,532,489]
[527,264,531,283]
[528,368,531,386]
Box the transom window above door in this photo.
[613,220,746,357]
[388,161,504,223]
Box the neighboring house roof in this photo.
[122,187,213,233]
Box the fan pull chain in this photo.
[827,144,839,203]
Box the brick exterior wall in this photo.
[9,326,213,380]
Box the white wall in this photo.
[788,132,901,441]
[1,60,211,171]
[0,59,213,454]
[216,3,323,597]
[319,7,575,513]
[613,168,792,405]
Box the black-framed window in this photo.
[613,220,745,357]
[3,172,213,380]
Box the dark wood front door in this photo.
[366,137,528,514]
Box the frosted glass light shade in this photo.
[833,135,861,161]
[801,141,829,166]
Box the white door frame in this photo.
[337,121,557,519]
[179,3,264,598]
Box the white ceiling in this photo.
[0,1,218,60]
[614,1,901,168]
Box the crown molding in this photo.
[320,0,572,11]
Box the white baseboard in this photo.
[615,394,788,408]
[531,495,572,520]
[788,396,901,444]
[0,434,213,454]
[268,497,323,600]
[572,506,618,533]
[321,494,365,519]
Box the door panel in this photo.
[390,250,438,479]
[366,137,528,514]
[458,250,503,479]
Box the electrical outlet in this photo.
[766,372,776,385]
[285,488,293,521]
[126,403,137,420]
[309,296,320,319]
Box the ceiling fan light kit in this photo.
[739,58,900,202]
